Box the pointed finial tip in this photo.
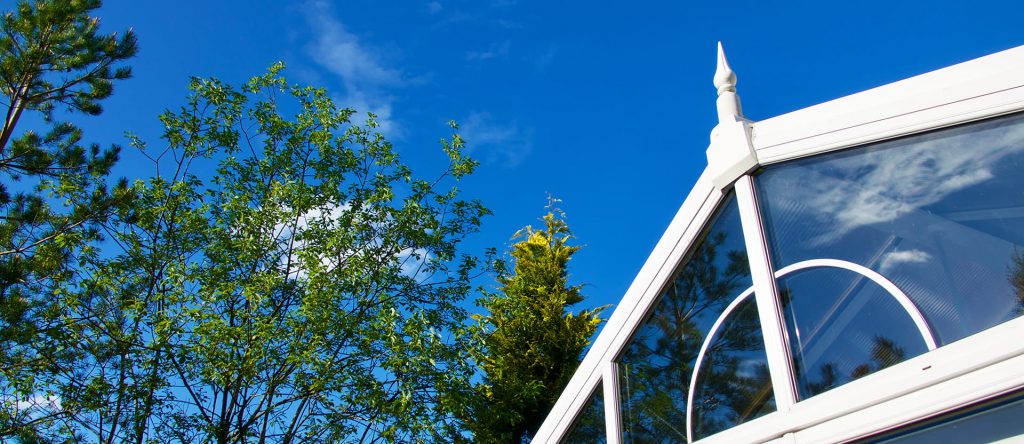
[713,41,737,95]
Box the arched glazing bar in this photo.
[774,259,937,351]
[686,258,939,441]
[685,286,755,443]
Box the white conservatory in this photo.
[533,44,1024,443]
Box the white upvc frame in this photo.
[534,170,724,442]
[602,362,623,444]
[532,44,1024,444]
[735,175,798,412]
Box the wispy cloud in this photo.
[461,111,532,168]
[427,1,443,14]
[302,0,405,136]
[466,41,510,61]
[430,1,521,29]
[532,44,559,71]
[770,122,1024,245]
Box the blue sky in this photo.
[22,0,1024,317]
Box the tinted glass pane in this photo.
[866,394,1024,443]
[757,113,1024,392]
[691,296,775,440]
[778,268,930,398]
[617,194,765,443]
[561,385,606,444]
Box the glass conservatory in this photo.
[533,44,1024,443]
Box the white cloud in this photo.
[466,41,510,61]
[275,203,431,280]
[427,1,443,14]
[341,91,400,136]
[302,1,405,136]
[5,393,61,413]
[274,203,349,279]
[880,249,931,272]
[398,247,431,278]
[460,111,532,168]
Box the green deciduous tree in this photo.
[0,0,136,440]
[466,204,605,443]
[59,65,489,443]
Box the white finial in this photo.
[706,41,756,191]
[713,41,736,95]
[713,41,743,122]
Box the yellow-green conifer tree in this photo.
[468,203,605,443]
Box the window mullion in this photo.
[603,362,622,444]
[734,174,798,411]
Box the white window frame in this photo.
[534,44,1024,444]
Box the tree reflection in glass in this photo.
[690,297,774,440]
[1011,250,1024,315]
[561,384,606,444]
[778,267,930,398]
[617,194,773,442]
